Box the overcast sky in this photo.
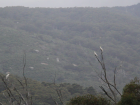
[0,0,140,8]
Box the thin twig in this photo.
[93,47,122,105]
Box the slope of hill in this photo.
[0,73,96,105]
[113,3,140,18]
[0,5,140,90]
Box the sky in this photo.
[0,0,140,8]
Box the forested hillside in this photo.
[0,3,140,90]
[113,3,140,18]
[0,74,96,105]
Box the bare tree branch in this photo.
[0,52,32,105]
[93,47,122,105]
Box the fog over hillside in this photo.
[0,3,140,92]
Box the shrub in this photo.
[67,94,110,105]
[117,77,140,105]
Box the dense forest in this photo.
[0,74,97,105]
[0,3,140,99]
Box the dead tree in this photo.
[92,47,122,105]
[51,72,64,105]
[0,52,32,105]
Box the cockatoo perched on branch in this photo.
[94,51,98,56]
[100,46,103,52]
[6,72,10,79]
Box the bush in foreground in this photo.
[67,94,111,105]
[117,77,140,105]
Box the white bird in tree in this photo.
[100,46,103,52]
[94,51,98,56]
[6,72,10,79]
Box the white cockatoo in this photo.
[6,72,10,79]
[94,51,98,56]
[100,46,103,52]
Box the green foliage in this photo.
[117,77,140,105]
[68,84,84,95]
[0,4,139,89]
[0,74,97,105]
[85,86,96,95]
[67,94,110,105]
[118,93,140,105]
[0,4,140,104]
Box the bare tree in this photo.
[0,52,32,105]
[51,72,64,105]
[90,47,122,105]
[0,52,64,105]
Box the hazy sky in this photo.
[0,0,140,8]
